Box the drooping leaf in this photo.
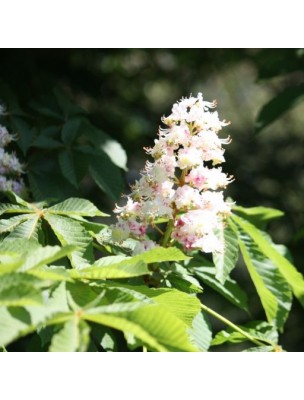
[232,214,304,308]
[235,222,292,329]
[213,220,239,284]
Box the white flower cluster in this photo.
[0,117,26,196]
[112,93,233,255]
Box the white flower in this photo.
[133,240,159,255]
[111,92,233,255]
[177,146,203,169]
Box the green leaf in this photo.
[188,311,212,352]
[0,238,41,254]
[87,150,124,200]
[130,246,190,264]
[0,274,44,306]
[47,198,108,217]
[84,303,199,352]
[233,206,284,229]
[49,317,80,352]
[32,135,62,149]
[211,321,278,347]
[29,171,78,202]
[0,307,34,347]
[28,266,71,282]
[4,191,31,207]
[70,260,150,280]
[0,214,31,233]
[213,221,239,284]
[235,222,292,329]
[6,215,41,240]
[84,121,128,171]
[104,284,201,328]
[11,116,36,154]
[243,346,275,352]
[0,203,34,216]
[255,84,304,132]
[74,247,190,280]
[190,264,249,312]
[0,254,23,275]
[54,88,85,118]
[232,214,304,308]
[61,118,82,145]
[102,140,128,171]
[44,213,93,268]
[22,245,75,271]
[166,273,203,294]
[58,150,79,187]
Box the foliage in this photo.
[0,191,303,352]
[1,61,304,351]
[0,83,126,202]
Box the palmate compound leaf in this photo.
[213,219,239,284]
[0,282,70,347]
[44,213,93,268]
[64,280,201,351]
[234,221,292,329]
[232,214,304,308]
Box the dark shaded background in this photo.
[0,49,303,351]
